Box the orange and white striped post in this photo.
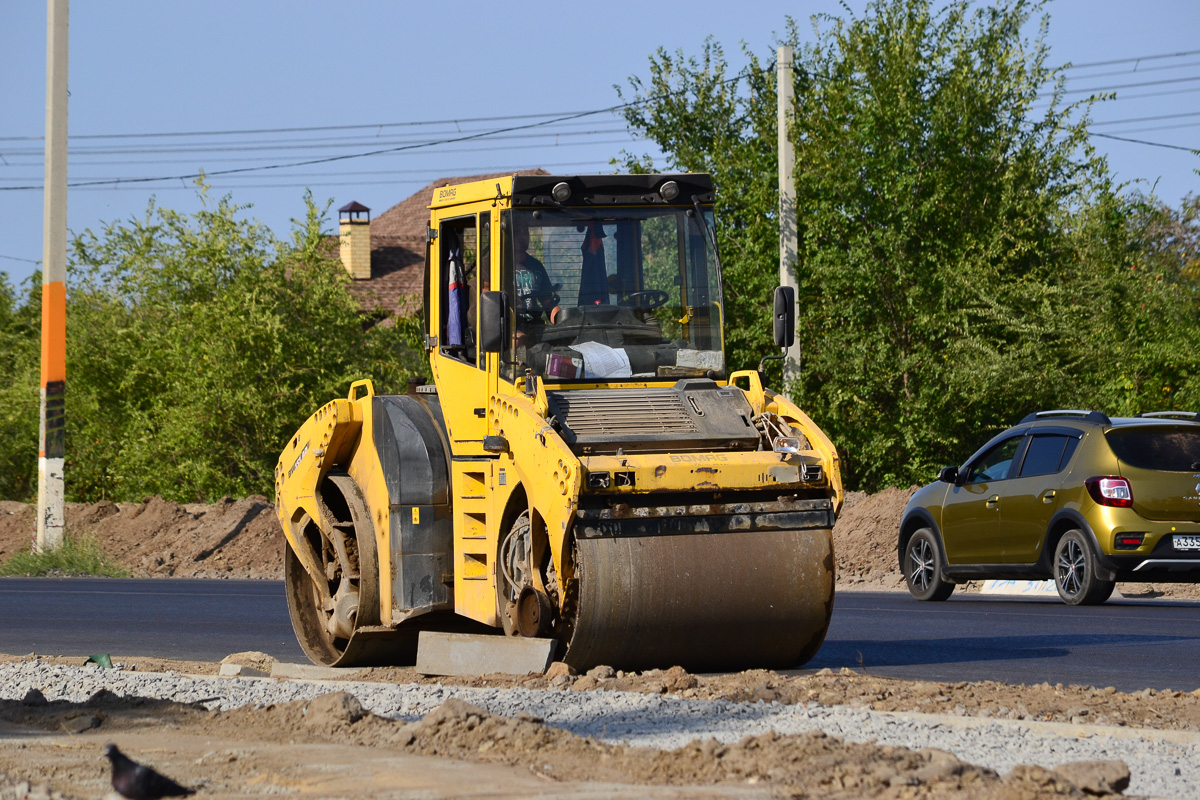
[37,0,68,553]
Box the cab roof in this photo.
[427,173,715,210]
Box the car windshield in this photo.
[499,206,723,383]
[1106,427,1200,471]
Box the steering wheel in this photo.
[619,290,670,310]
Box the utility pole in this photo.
[777,45,800,390]
[37,0,68,554]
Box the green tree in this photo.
[620,0,1200,490]
[0,272,41,500]
[786,0,1106,489]
[617,39,782,372]
[0,186,423,502]
[1063,192,1200,415]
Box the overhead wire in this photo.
[1089,132,1198,152]
[3,49,1197,193]
[0,63,765,192]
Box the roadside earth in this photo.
[0,487,1195,797]
[0,679,1137,800]
[3,489,1197,600]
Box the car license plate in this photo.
[1174,535,1200,551]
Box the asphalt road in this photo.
[1,578,1197,691]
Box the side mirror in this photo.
[479,291,508,354]
[937,466,959,485]
[773,286,795,349]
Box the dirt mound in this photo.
[834,488,916,590]
[3,488,1200,601]
[6,690,1112,799]
[0,491,915,589]
[0,496,283,579]
[230,695,1132,797]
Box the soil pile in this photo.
[0,496,282,579]
[2,489,1199,599]
[0,491,913,589]
[0,691,1131,799]
[833,488,915,590]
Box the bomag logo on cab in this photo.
[669,454,728,463]
[437,187,457,202]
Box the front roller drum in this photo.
[565,528,835,672]
[284,473,416,667]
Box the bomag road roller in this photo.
[275,173,843,671]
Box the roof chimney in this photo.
[338,201,371,280]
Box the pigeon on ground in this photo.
[103,744,195,800]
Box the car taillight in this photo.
[1086,476,1133,508]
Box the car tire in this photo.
[903,528,955,601]
[1053,529,1115,606]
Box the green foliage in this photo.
[0,185,424,502]
[0,273,41,500]
[617,39,781,372]
[0,531,130,577]
[621,0,1200,491]
[787,0,1100,489]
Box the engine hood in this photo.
[546,379,759,456]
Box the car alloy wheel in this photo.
[1053,529,1115,606]
[904,528,954,602]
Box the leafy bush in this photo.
[619,0,1200,490]
[0,185,424,502]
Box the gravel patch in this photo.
[0,660,1193,798]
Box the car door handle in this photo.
[1041,490,1056,503]
[985,495,1000,508]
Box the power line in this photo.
[0,138,655,185]
[1053,73,1200,97]
[0,109,621,143]
[1060,60,1200,82]
[1091,111,1200,127]
[0,106,638,191]
[0,253,41,264]
[1064,49,1200,71]
[1089,132,1198,152]
[0,64,765,193]
[0,117,636,157]
[0,126,635,159]
[1102,122,1200,136]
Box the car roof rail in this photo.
[1018,409,1112,425]
[1136,410,1200,421]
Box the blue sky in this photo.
[3,1,1199,289]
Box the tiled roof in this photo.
[343,169,549,316]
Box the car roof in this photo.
[1018,410,1200,429]
[958,411,1200,468]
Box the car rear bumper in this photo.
[1098,533,1200,581]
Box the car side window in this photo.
[1018,434,1074,477]
[965,437,1021,484]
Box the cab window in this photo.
[438,217,477,365]
[1018,434,1078,477]
[965,437,1021,484]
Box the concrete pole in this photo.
[37,0,68,554]
[777,45,801,389]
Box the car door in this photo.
[941,436,1022,564]
[1000,432,1081,563]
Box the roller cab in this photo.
[276,174,843,671]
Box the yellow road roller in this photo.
[275,174,843,671]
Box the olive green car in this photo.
[899,410,1200,605]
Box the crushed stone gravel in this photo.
[0,659,1194,798]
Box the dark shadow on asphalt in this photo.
[808,632,1193,669]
